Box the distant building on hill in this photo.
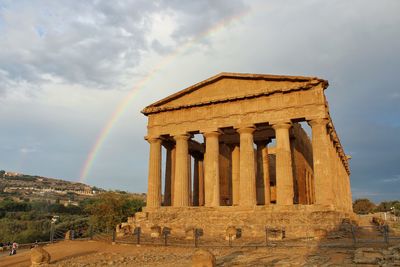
[4,171,21,177]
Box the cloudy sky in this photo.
[0,0,399,203]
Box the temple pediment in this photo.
[142,72,327,115]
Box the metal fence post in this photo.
[194,228,203,248]
[265,227,268,247]
[228,234,232,247]
[89,225,93,240]
[134,227,141,245]
[112,230,116,243]
[162,227,171,246]
[351,225,356,246]
[50,223,55,243]
[384,225,389,245]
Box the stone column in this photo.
[306,171,314,204]
[332,140,342,209]
[198,159,205,206]
[193,157,200,206]
[272,122,294,205]
[173,134,190,207]
[238,127,257,206]
[163,143,173,206]
[255,140,271,205]
[305,171,310,204]
[262,140,271,205]
[231,144,240,206]
[256,141,265,205]
[146,137,162,208]
[308,172,313,204]
[188,155,192,205]
[311,174,316,204]
[346,172,352,211]
[309,118,334,205]
[170,147,176,205]
[203,131,220,207]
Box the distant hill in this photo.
[0,170,106,204]
[0,170,146,204]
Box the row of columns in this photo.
[309,118,352,210]
[146,118,349,210]
[147,121,295,208]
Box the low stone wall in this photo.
[122,205,356,239]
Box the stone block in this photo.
[135,212,148,221]
[185,227,195,240]
[116,223,131,238]
[150,226,161,238]
[267,228,285,241]
[225,226,242,240]
[31,247,51,266]
[192,249,216,267]
[313,228,327,239]
[64,230,72,240]
[354,248,384,265]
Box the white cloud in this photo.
[390,92,400,99]
[382,175,400,183]
[19,147,37,154]
[0,1,246,95]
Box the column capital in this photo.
[203,131,221,138]
[173,134,191,141]
[162,140,175,149]
[271,122,292,130]
[227,143,240,150]
[237,126,255,135]
[255,138,271,147]
[145,136,162,144]
[308,118,329,127]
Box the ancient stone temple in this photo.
[129,72,354,238]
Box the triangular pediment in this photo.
[142,72,327,115]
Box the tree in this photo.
[84,192,144,232]
[375,201,400,212]
[353,198,375,214]
[392,202,400,216]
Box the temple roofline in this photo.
[142,72,329,115]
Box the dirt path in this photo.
[1,240,398,266]
[0,240,356,267]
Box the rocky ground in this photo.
[1,240,399,267]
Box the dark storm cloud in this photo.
[0,0,245,93]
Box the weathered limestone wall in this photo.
[291,123,314,205]
[133,206,354,239]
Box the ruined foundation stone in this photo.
[64,230,72,240]
[150,226,161,238]
[116,223,132,238]
[30,246,51,266]
[192,249,216,267]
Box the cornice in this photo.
[142,79,325,115]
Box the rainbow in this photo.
[79,8,253,183]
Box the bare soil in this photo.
[0,240,360,267]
